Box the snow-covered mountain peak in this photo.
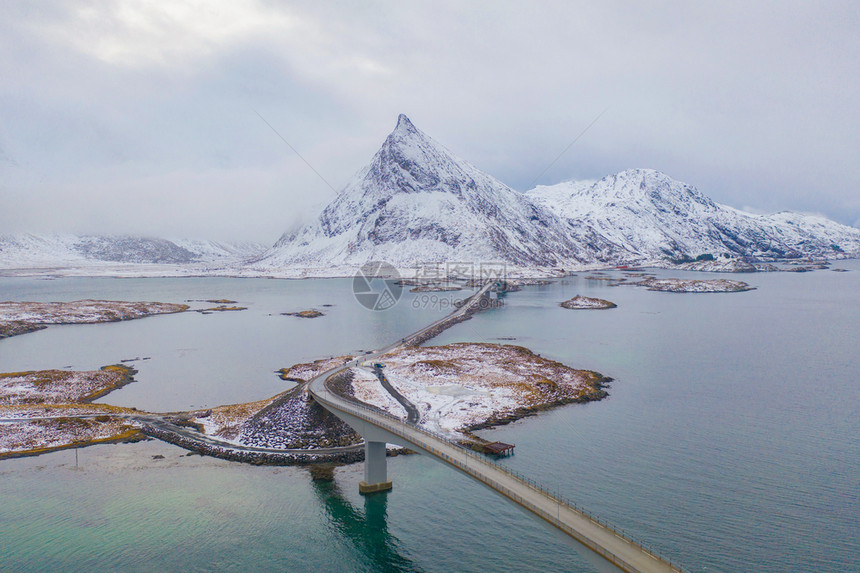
[529,168,860,261]
[394,113,417,133]
[358,113,484,201]
[582,169,716,211]
[256,115,592,271]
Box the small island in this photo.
[561,295,617,309]
[0,364,137,404]
[282,309,325,318]
[0,299,189,339]
[638,278,754,293]
[410,285,462,292]
[196,305,247,313]
[326,343,610,442]
[0,403,143,460]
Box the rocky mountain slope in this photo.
[0,233,264,269]
[248,115,596,274]
[527,169,860,262]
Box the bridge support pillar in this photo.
[359,441,392,495]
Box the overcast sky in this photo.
[2,1,858,244]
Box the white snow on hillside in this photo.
[2,116,858,277]
[527,168,860,262]
[247,114,595,275]
[0,233,265,274]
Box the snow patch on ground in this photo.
[0,417,140,456]
[350,367,409,420]
[0,365,136,405]
[676,257,756,273]
[190,396,280,443]
[277,356,354,382]
[349,343,607,440]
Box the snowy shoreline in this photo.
[0,253,851,281]
[335,343,610,443]
[0,300,190,340]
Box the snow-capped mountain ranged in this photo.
[527,169,860,261]
[0,234,264,270]
[250,114,596,272]
[2,115,858,276]
[254,115,860,274]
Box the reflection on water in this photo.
[313,479,422,573]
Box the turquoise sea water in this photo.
[1,265,858,572]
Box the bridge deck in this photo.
[310,376,684,573]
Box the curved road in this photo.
[371,365,420,424]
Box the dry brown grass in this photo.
[192,394,284,439]
[411,359,462,374]
[0,403,139,417]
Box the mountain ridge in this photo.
[250,114,595,271]
[2,115,859,275]
[254,116,860,272]
[0,233,265,269]
[527,168,860,261]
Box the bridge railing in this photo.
[314,375,687,572]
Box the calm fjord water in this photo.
[1,265,858,572]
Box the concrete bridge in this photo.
[307,283,687,573]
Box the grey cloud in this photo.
[1,0,858,243]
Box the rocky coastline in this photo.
[139,423,365,466]
[460,372,609,441]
